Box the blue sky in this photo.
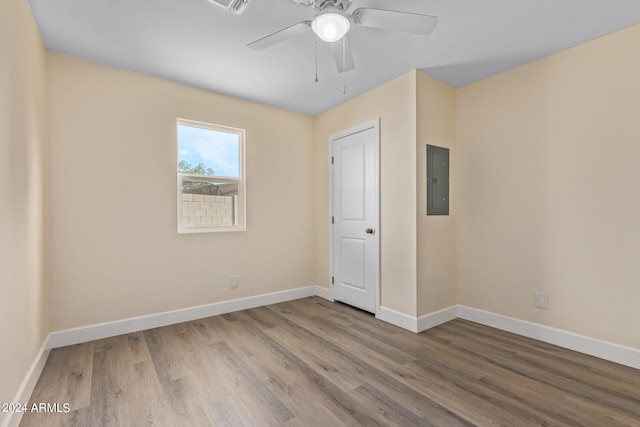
[178,124,239,177]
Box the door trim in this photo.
[328,118,380,314]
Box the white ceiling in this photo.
[29,0,640,116]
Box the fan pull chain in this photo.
[342,37,347,95]
[315,37,319,83]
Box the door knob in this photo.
[365,228,375,234]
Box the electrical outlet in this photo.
[230,275,239,289]
[535,291,548,310]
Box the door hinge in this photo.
[331,276,334,285]
[331,156,334,165]
[331,216,334,224]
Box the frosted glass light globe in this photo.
[312,13,350,42]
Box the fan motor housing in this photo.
[291,0,352,11]
[206,0,249,15]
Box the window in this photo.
[177,119,245,233]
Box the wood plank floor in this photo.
[20,297,640,426]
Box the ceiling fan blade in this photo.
[247,21,311,51]
[352,8,438,37]
[330,35,355,73]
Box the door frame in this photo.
[328,118,381,314]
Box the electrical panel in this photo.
[427,145,449,215]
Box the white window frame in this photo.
[177,118,246,233]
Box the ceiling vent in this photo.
[206,0,249,15]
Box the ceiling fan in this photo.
[247,0,438,74]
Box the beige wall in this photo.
[47,53,315,331]
[313,72,418,316]
[457,24,640,348]
[416,72,457,316]
[0,0,48,421]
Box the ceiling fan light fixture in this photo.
[312,12,350,42]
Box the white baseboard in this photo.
[1,341,50,427]
[376,305,459,333]
[458,306,640,370]
[417,306,458,332]
[377,306,419,332]
[314,286,333,301]
[47,286,319,349]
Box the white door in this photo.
[331,124,379,313]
